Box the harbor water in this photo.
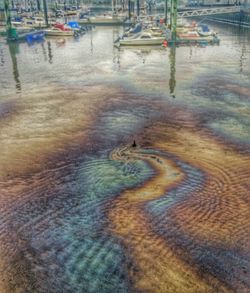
[0,23,250,292]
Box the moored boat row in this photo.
[2,20,89,43]
[114,20,219,47]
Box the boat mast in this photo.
[128,0,131,19]
[137,0,140,16]
[164,0,168,24]
[42,0,49,27]
[112,0,114,15]
[37,0,41,11]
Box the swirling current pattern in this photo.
[0,25,250,293]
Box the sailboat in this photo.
[45,23,74,37]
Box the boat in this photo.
[79,0,126,26]
[19,17,46,28]
[10,25,33,33]
[114,23,142,43]
[197,24,217,37]
[119,32,165,46]
[177,31,217,43]
[45,24,74,37]
[67,21,81,30]
[6,28,45,42]
[79,14,125,25]
[144,27,165,37]
[66,21,87,36]
[45,28,74,37]
[11,16,56,29]
[176,21,197,33]
[11,18,34,32]
[25,30,45,43]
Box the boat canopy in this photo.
[68,21,80,29]
[199,24,210,32]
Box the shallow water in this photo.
[0,24,250,293]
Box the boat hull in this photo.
[177,36,215,42]
[79,17,125,25]
[119,38,165,46]
[44,30,74,36]
[25,31,45,42]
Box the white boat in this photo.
[11,20,33,32]
[197,24,217,37]
[144,27,165,37]
[44,27,74,37]
[119,32,165,46]
[177,30,216,42]
[21,17,46,28]
[10,24,33,33]
[12,16,56,29]
[79,15,125,25]
[79,0,126,25]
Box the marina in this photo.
[0,0,250,293]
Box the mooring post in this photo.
[165,0,168,24]
[169,46,176,95]
[170,0,178,41]
[137,0,140,17]
[128,0,131,19]
[4,0,17,40]
[42,0,49,27]
[37,0,41,11]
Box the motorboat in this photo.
[79,14,125,25]
[178,31,209,40]
[197,24,217,37]
[123,23,142,37]
[114,23,142,43]
[177,30,219,43]
[144,27,165,37]
[176,21,197,33]
[119,32,165,46]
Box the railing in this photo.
[138,6,242,20]
[178,6,241,17]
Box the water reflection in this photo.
[112,28,120,66]
[136,49,151,64]
[90,30,93,54]
[169,46,176,97]
[240,42,246,73]
[113,48,121,69]
[41,42,48,62]
[47,41,53,64]
[0,47,5,66]
[8,42,21,93]
[0,24,250,293]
